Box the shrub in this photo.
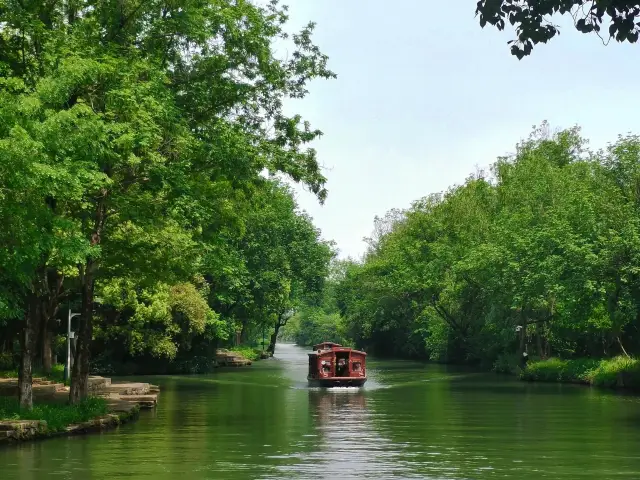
[586,356,640,389]
[229,346,262,362]
[520,357,598,383]
[520,356,640,390]
[0,397,108,432]
[0,352,14,370]
[492,353,521,374]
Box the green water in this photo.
[2,344,640,479]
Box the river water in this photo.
[2,343,640,479]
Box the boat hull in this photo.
[307,376,367,388]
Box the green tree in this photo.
[0,0,335,404]
[335,123,640,368]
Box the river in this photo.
[2,343,640,479]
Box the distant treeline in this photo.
[287,123,640,373]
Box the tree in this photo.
[335,123,640,368]
[231,180,333,355]
[0,0,336,403]
[476,1,640,58]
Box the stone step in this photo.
[0,420,47,444]
[105,382,150,395]
[88,376,111,393]
[32,383,66,398]
[33,380,55,386]
[120,394,158,407]
[225,360,252,366]
[130,400,156,409]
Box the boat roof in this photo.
[312,341,342,350]
[308,346,367,357]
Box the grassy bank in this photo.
[0,364,67,385]
[519,356,640,390]
[229,346,266,362]
[0,397,108,433]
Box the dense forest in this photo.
[0,0,335,409]
[5,0,640,414]
[286,123,640,380]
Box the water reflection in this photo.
[4,344,640,480]
[267,388,422,480]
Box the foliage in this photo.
[520,358,598,383]
[0,352,14,371]
[0,397,108,432]
[284,308,351,347]
[476,1,640,58]
[0,0,336,387]
[335,122,640,373]
[229,346,263,362]
[521,356,640,390]
[588,356,640,388]
[492,353,522,375]
[0,364,66,383]
[281,258,352,347]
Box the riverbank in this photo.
[0,397,139,444]
[519,356,640,390]
[0,375,159,445]
[88,348,263,376]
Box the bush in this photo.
[229,346,263,362]
[520,356,640,390]
[587,356,640,389]
[492,353,521,374]
[0,397,108,432]
[520,357,599,383]
[0,352,14,370]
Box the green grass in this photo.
[0,397,108,432]
[229,346,264,362]
[588,356,640,389]
[520,356,640,390]
[0,363,68,384]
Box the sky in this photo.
[275,1,640,260]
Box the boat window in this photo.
[335,351,349,376]
[319,359,331,373]
[352,362,361,371]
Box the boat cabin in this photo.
[307,343,367,387]
[312,342,342,351]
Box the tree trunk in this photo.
[69,261,95,404]
[536,323,544,359]
[18,291,39,410]
[42,324,53,375]
[267,328,278,356]
[41,270,64,375]
[518,319,527,357]
[239,319,248,344]
[267,314,288,356]
[69,193,106,404]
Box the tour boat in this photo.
[307,342,367,387]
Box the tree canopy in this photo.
[0,0,335,407]
[288,123,640,374]
[476,1,640,58]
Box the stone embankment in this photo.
[215,349,253,366]
[0,375,160,445]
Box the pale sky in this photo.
[278,1,640,260]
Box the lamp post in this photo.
[64,309,81,382]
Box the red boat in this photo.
[307,342,367,387]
